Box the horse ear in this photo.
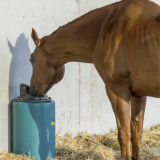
[31,28,40,46]
[31,28,49,47]
[39,35,49,46]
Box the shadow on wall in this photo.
[7,33,32,152]
[7,34,54,159]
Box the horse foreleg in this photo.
[106,84,131,160]
[131,96,146,160]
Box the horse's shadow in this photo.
[7,33,32,152]
[7,34,54,159]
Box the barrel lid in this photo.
[16,84,52,102]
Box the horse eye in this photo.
[29,59,34,64]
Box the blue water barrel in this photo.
[12,101,55,160]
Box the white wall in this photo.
[0,0,160,152]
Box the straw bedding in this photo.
[0,124,160,160]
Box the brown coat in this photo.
[29,0,160,159]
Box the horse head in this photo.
[29,28,65,97]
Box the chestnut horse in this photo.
[29,0,160,159]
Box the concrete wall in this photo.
[0,0,160,152]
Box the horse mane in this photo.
[44,0,151,41]
[48,0,125,36]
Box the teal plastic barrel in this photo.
[12,101,55,160]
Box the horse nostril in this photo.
[29,86,34,95]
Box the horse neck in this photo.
[43,6,109,67]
